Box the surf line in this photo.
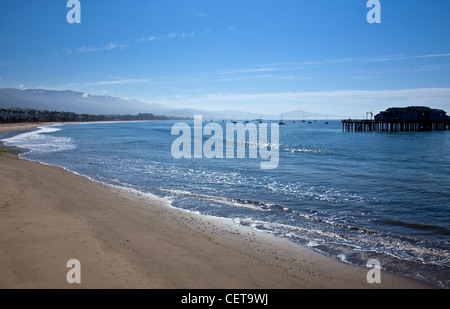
[171,115,279,170]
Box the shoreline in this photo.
[0,123,435,288]
[0,122,56,133]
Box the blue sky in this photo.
[1,0,450,117]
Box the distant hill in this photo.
[0,88,259,119]
[0,88,341,120]
[0,88,169,116]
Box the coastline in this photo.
[0,122,56,133]
[0,123,434,289]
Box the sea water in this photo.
[2,120,449,288]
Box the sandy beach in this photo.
[0,123,433,289]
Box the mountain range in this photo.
[0,88,339,120]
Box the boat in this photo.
[279,113,286,125]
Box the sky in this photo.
[1,0,450,118]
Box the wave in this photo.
[96,175,283,212]
[1,125,76,153]
[94,175,396,238]
[386,220,450,234]
[239,217,450,264]
[283,147,327,154]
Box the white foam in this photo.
[337,254,348,263]
[1,125,76,153]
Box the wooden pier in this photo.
[342,119,450,132]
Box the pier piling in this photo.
[342,120,450,132]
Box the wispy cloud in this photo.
[400,63,450,73]
[137,31,195,44]
[212,52,450,84]
[65,42,129,54]
[213,74,297,82]
[297,52,450,66]
[214,63,296,81]
[220,66,281,75]
[93,78,151,86]
[371,53,450,62]
[193,12,208,18]
[70,27,208,54]
[137,35,158,43]
[57,76,152,90]
[214,74,274,82]
[75,42,128,53]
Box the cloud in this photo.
[212,52,450,84]
[75,42,128,53]
[297,52,450,66]
[137,31,195,44]
[193,12,208,18]
[73,28,204,53]
[57,77,152,90]
[137,36,158,43]
[18,84,25,89]
[371,53,450,62]
[220,67,280,75]
[93,78,151,86]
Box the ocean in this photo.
[2,120,449,288]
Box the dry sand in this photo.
[0,123,433,289]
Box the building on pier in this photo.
[342,106,450,132]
